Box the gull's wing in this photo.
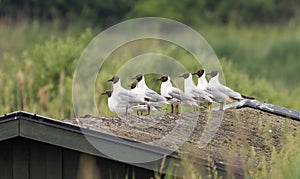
[204,85,228,103]
[191,89,213,102]
[169,87,194,101]
[215,84,243,100]
[145,89,166,102]
[118,91,145,103]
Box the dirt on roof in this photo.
[63,107,299,165]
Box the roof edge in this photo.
[223,99,300,121]
[0,111,244,177]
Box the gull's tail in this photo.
[241,94,255,100]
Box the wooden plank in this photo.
[46,143,62,179]
[0,120,19,141]
[96,155,126,179]
[0,139,13,179]
[77,153,101,179]
[13,138,29,179]
[62,148,80,179]
[29,140,63,179]
[125,165,154,179]
[29,140,46,179]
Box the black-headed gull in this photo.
[206,70,253,110]
[129,81,165,115]
[108,76,146,115]
[207,71,243,100]
[102,89,161,115]
[101,90,132,115]
[131,74,167,114]
[179,72,213,106]
[192,69,227,111]
[156,75,198,114]
[192,69,209,90]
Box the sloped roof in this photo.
[64,99,300,169]
[0,100,299,177]
[0,111,221,177]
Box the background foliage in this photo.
[1,0,300,26]
[1,23,299,117]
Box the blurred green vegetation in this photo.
[1,0,300,26]
[0,22,299,118]
[128,0,300,25]
[0,22,94,118]
[203,24,300,89]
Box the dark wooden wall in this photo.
[0,137,155,179]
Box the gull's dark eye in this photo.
[162,76,168,82]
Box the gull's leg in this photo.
[176,104,179,114]
[171,104,174,114]
[193,105,198,112]
[208,102,212,112]
[147,104,150,115]
[219,102,224,111]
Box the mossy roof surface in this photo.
[64,107,299,165]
